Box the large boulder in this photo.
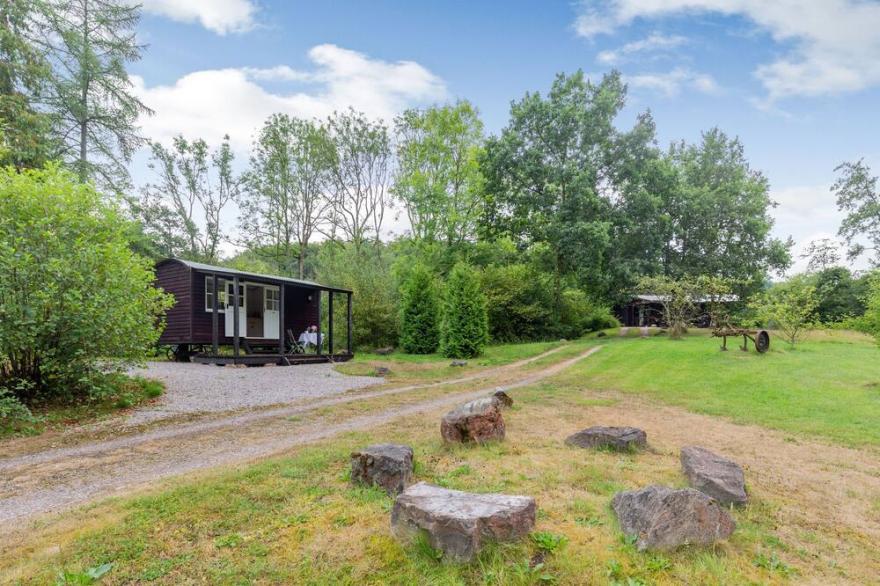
[441,397,505,443]
[680,446,748,506]
[491,390,513,408]
[612,485,735,551]
[350,444,414,496]
[565,426,647,452]
[391,482,536,561]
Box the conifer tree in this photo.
[399,265,440,354]
[440,262,489,358]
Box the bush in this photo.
[398,265,440,353]
[749,275,819,346]
[440,263,489,358]
[0,165,173,404]
[315,242,399,349]
[480,264,553,342]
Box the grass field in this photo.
[571,329,880,447]
[3,331,880,584]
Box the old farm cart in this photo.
[712,325,770,353]
[155,259,353,366]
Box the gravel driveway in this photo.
[128,361,381,424]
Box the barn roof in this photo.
[158,258,352,293]
[633,294,739,303]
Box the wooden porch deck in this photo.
[192,352,354,366]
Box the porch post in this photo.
[328,292,334,355]
[316,289,322,355]
[347,292,353,354]
[232,275,240,360]
[278,283,285,356]
[211,273,219,356]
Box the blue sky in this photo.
[131,0,880,271]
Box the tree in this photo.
[0,0,57,169]
[326,109,391,251]
[394,101,485,246]
[398,265,440,353]
[833,159,880,266]
[812,267,867,323]
[860,273,880,345]
[661,129,790,295]
[749,276,818,346]
[240,114,334,278]
[481,71,623,307]
[801,238,842,273]
[138,135,240,262]
[440,263,489,358]
[0,165,172,404]
[39,0,152,190]
[635,275,706,339]
[315,241,399,350]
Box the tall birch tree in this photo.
[239,114,334,278]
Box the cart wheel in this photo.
[755,330,770,353]
[171,344,192,362]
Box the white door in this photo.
[224,281,246,337]
[263,286,280,339]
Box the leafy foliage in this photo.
[315,243,398,350]
[749,276,818,346]
[440,263,489,358]
[833,159,880,266]
[394,101,485,246]
[240,114,335,278]
[0,165,173,404]
[398,265,440,354]
[38,0,153,191]
[137,135,240,262]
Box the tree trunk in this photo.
[78,0,89,183]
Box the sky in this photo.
[130,0,880,272]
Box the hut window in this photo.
[205,278,227,312]
[266,287,280,311]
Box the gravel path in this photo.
[127,361,381,425]
[0,346,598,530]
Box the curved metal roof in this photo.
[158,258,352,293]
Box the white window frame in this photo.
[265,286,280,311]
[205,277,229,313]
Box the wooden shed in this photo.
[155,258,353,365]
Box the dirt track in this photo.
[0,346,599,531]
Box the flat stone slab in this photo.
[391,482,536,561]
[565,426,646,452]
[612,485,735,551]
[680,446,748,506]
[351,443,414,495]
[441,397,505,443]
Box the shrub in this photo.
[861,273,880,344]
[749,275,819,346]
[440,262,489,358]
[0,165,173,404]
[399,265,441,353]
[480,264,553,342]
[315,242,399,349]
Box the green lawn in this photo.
[5,332,880,584]
[337,340,568,381]
[559,330,880,447]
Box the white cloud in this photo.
[597,32,688,65]
[768,183,859,272]
[140,0,257,35]
[132,44,447,151]
[574,0,880,102]
[626,67,719,97]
